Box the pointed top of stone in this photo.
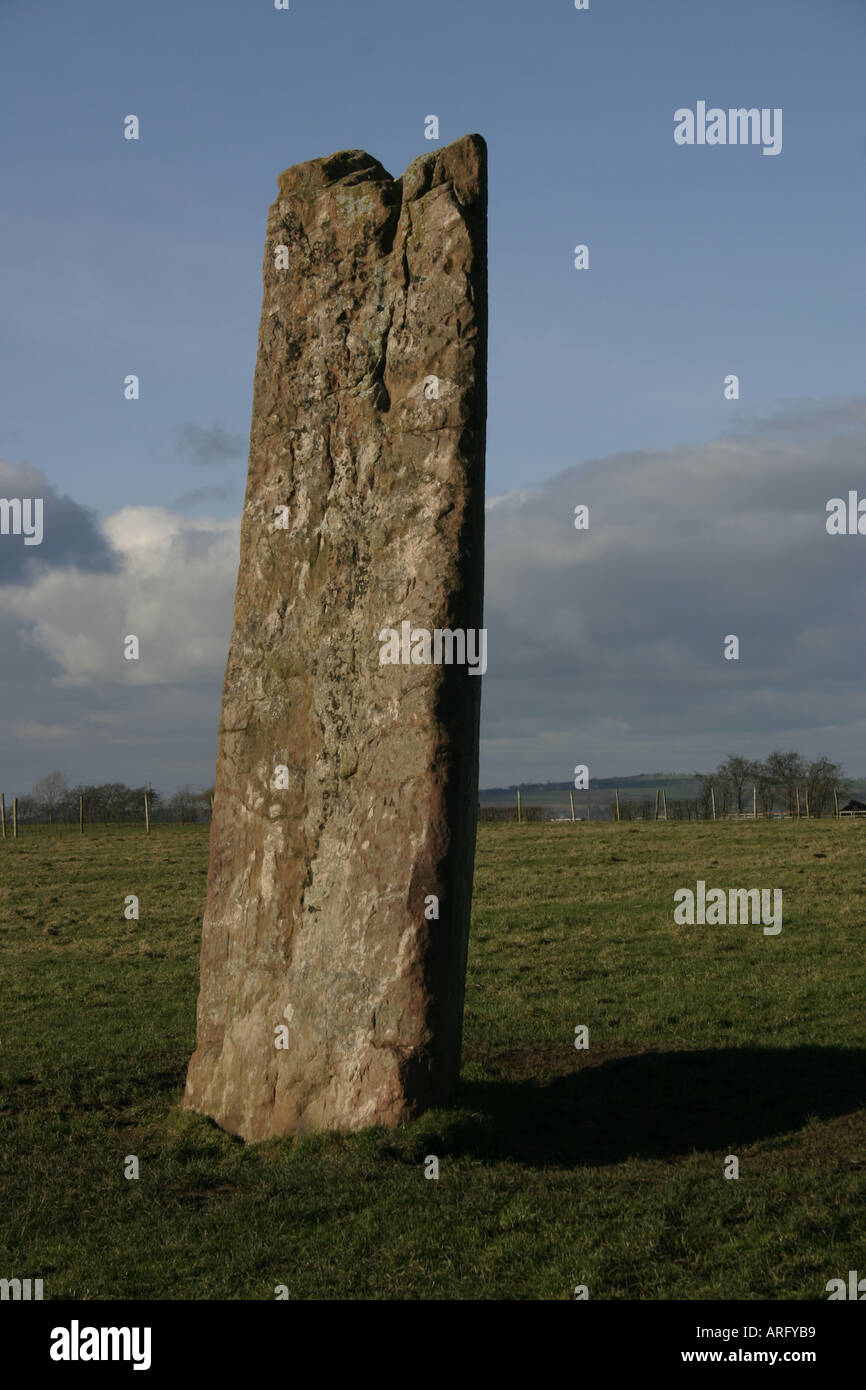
[275,133,487,206]
[277,148,394,195]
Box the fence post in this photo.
[710,786,716,821]
[804,788,810,819]
[753,784,757,819]
[587,784,591,823]
[0,792,5,840]
[834,788,839,818]
[661,788,668,821]
[569,791,575,822]
[654,789,659,821]
[79,794,84,835]
[516,789,521,824]
[13,797,18,839]
[796,786,800,818]
[144,791,151,834]
[615,788,621,822]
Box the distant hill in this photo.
[478,774,702,817]
[478,773,866,818]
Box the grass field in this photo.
[1,819,864,1300]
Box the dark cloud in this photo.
[173,483,239,509]
[175,423,247,468]
[721,395,866,443]
[480,396,866,783]
[0,459,118,586]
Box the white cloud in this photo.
[4,399,866,793]
[6,506,239,689]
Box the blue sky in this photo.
[3,0,863,511]
[1,0,865,793]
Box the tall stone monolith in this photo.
[184,134,487,1141]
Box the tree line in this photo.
[695,751,847,819]
[613,751,848,820]
[7,750,852,827]
[9,772,214,825]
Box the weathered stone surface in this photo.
[184,134,487,1141]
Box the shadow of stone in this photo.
[450,1046,866,1166]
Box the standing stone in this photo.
[184,134,487,1141]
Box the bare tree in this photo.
[163,786,214,823]
[763,749,806,817]
[805,757,848,818]
[31,771,69,824]
[696,773,716,819]
[716,755,753,815]
[193,785,215,820]
[749,760,777,816]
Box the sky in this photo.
[1,0,864,794]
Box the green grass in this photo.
[1,820,864,1299]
